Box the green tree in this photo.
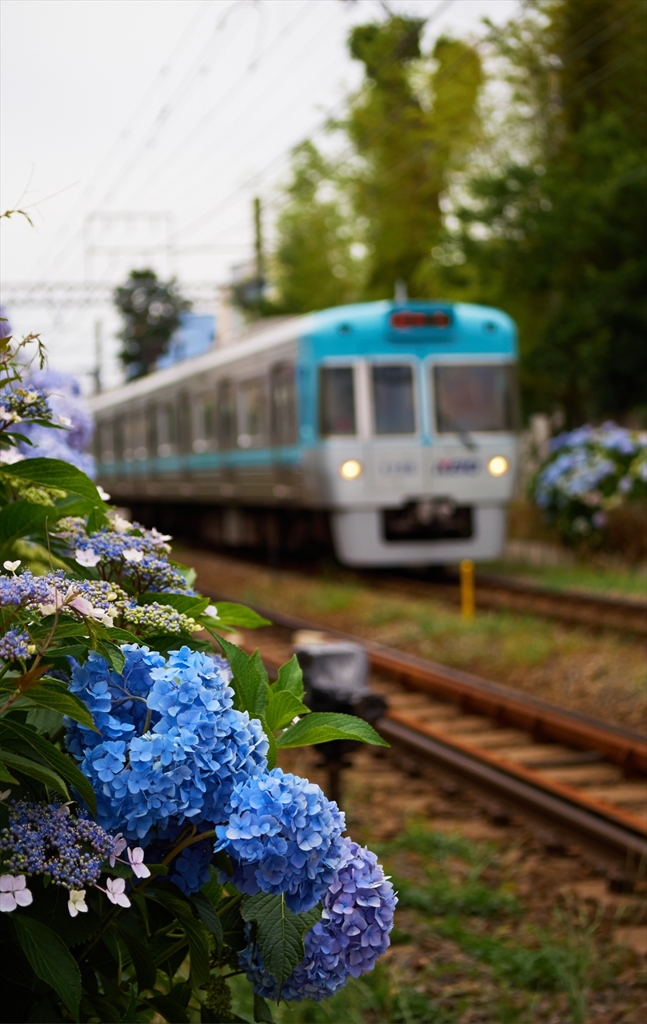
[270,142,362,314]
[343,16,483,298]
[444,0,647,423]
[114,268,191,379]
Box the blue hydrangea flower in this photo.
[67,645,268,849]
[240,839,397,1001]
[216,768,347,913]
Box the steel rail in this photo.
[361,570,647,635]
[200,587,647,857]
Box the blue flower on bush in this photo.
[67,645,268,850]
[216,768,347,913]
[240,839,397,1001]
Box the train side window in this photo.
[177,393,192,453]
[319,366,356,436]
[113,418,124,461]
[157,403,177,457]
[193,395,216,452]
[123,416,135,461]
[434,363,520,433]
[217,379,237,449]
[270,363,297,446]
[371,364,416,435]
[98,421,114,463]
[238,378,266,448]
[146,405,158,457]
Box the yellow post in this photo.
[460,559,475,620]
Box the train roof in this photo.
[89,299,515,413]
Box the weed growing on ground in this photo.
[228,821,636,1024]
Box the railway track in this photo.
[355,568,647,635]
[198,585,647,863]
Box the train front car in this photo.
[304,300,519,566]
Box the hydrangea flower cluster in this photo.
[0,628,32,661]
[121,601,201,636]
[57,517,190,595]
[67,645,269,844]
[0,801,118,889]
[532,421,647,541]
[240,840,397,1001]
[0,569,67,609]
[216,768,348,914]
[17,369,95,476]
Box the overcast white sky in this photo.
[1,0,518,388]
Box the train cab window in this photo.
[270,363,297,446]
[319,366,356,436]
[217,379,237,449]
[157,403,177,457]
[98,421,114,463]
[372,364,416,435]
[434,364,520,434]
[237,378,266,448]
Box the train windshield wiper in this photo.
[440,412,478,451]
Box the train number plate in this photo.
[377,458,421,481]
[434,457,481,475]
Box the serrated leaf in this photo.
[0,763,18,783]
[214,636,268,716]
[0,720,96,814]
[190,891,223,945]
[116,926,157,993]
[296,904,322,937]
[13,915,81,1018]
[258,714,278,771]
[147,993,190,1024]
[3,457,105,506]
[95,639,126,675]
[0,502,52,556]
[265,689,310,733]
[241,893,304,994]
[276,712,389,749]
[211,602,271,629]
[272,655,305,700]
[149,891,210,988]
[0,749,69,798]
[102,626,141,645]
[119,985,139,1024]
[18,683,97,731]
[138,593,210,617]
[253,994,274,1022]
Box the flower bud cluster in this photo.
[0,801,119,890]
[0,386,51,428]
[0,628,32,661]
[216,768,348,914]
[120,601,201,635]
[240,840,397,1001]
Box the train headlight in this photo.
[487,455,509,477]
[339,459,363,480]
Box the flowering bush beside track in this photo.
[530,423,647,546]
[0,329,394,1022]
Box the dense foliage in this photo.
[0,329,394,1022]
[530,422,647,544]
[115,268,191,379]
[269,0,646,424]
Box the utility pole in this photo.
[253,196,265,296]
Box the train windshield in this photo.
[434,364,519,433]
[320,367,356,436]
[372,364,416,434]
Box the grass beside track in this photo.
[179,548,647,733]
[480,560,647,601]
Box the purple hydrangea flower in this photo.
[240,839,397,1001]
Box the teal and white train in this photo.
[89,300,520,566]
